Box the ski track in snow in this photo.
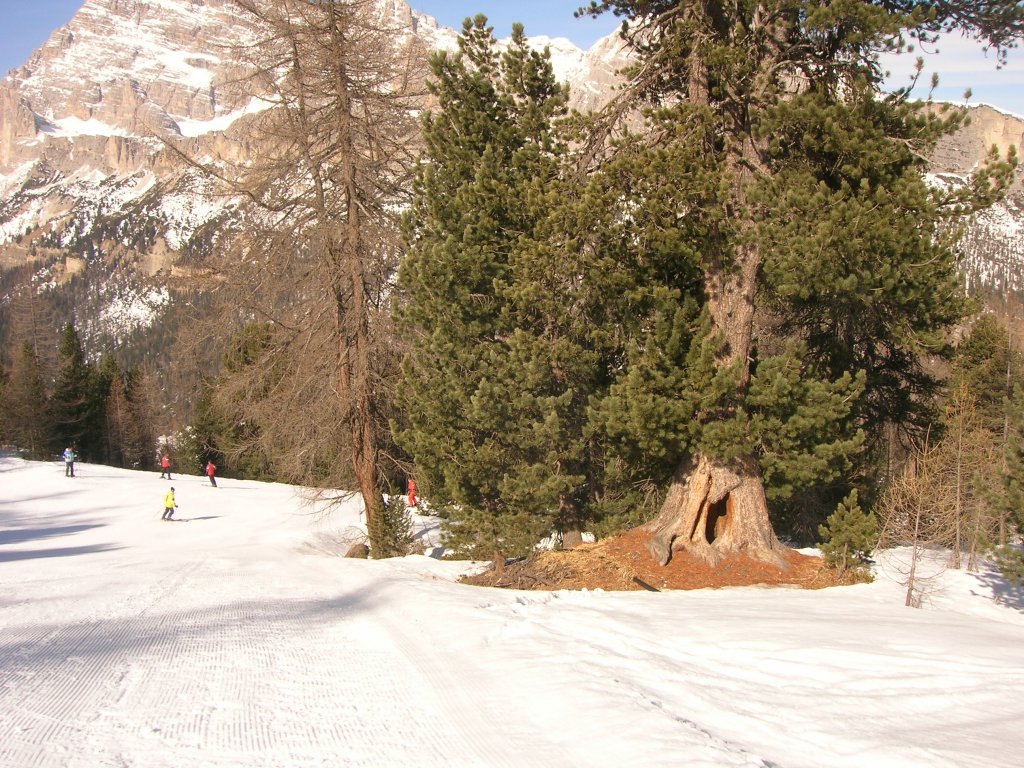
[0,496,557,766]
[0,462,606,767]
[3,458,1024,768]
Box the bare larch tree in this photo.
[198,0,425,553]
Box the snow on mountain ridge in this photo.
[0,0,1021,353]
[46,116,132,139]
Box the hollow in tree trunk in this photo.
[644,453,786,568]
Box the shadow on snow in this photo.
[973,567,1024,612]
[0,586,385,670]
[0,523,105,547]
[0,543,124,563]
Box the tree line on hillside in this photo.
[0,323,161,470]
[3,0,1024,584]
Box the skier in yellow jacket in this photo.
[162,487,178,520]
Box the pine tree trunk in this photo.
[643,218,788,566]
[642,220,786,567]
[637,7,790,569]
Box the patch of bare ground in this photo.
[460,526,843,591]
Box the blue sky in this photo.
[0,1,84,75]
[0,1,618,77]
[1,1,1022,115]
[415,1,619,46]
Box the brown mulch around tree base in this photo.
[460,526,843,591]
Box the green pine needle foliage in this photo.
[818,490,877,580]
[396,18,590,556]
[440,502,555,562]
[747,345,866,501]
[993,385,1024,585]
[375,495,416,559]
[1004,387,1024,533]
[992,545,1024,587]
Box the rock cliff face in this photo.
[0,0,1021,360]
[1,0,249,169]
[928,105,1024,302]
[932,104,1024,192]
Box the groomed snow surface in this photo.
[2,457,1023,768]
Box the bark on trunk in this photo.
[644,452,786,568]
[634,4,799,571]
[561,530,584,549]
[492,549,506,577]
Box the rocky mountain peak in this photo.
[0,0,1021,356]
[0,0,258,172]
[932,104,1024,186]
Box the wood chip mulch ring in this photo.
[460,527,845,591]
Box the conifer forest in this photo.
[2,0,1024,582]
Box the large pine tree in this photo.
[949,314,1023,435]
[994,385,1024,582]
[398,18,581,559]
[581,0,1023,566]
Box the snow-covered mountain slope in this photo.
[0,0,628,355]
[960,194,1024,297]
[0,0,1021,361]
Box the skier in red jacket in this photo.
[205,460,218,488]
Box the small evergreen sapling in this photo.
[818,490,877,580]
[376,494,415,559]
[993,545,1024,587]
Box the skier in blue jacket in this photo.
[63,446,76,477]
